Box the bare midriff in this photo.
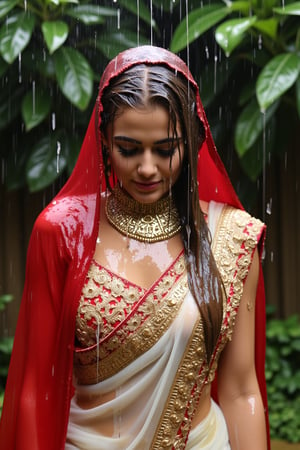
[75,383,212,436]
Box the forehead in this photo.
[111,105,180,136]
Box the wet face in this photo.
[104,105,184,204]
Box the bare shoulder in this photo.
[199,199,209,216]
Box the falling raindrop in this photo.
[185,0,190,67]
[266,198,272,215]
[258,34,263,50]
[52,113,56,130]
[137,0,140,45]
[214,54,218,94]
[56,141,61,173]
[117,8,120,30]
[261,111,267,222]
[205,46,209,59]
[18,53,22,83]
[32,80,36,115]
[150,0,153,45]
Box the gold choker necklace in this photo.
[105,185,181,243]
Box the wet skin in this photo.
[86,105,212,435]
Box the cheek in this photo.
[110,154,132,179]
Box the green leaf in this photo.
[228,1,251,14]
[26,131,68,191]
[0,337,14,353]
[170,4,230,53]
[41,21,69,54]
[66,5,116,25]
[0,0,19,19]
[0,294,13,311]
[215,16,257,56]
[273,2,300,16]
[256,53,300,111]
[53,47,93,110]
[21,88,51,131]
[0,13,35,64]
[235,98,278,156]
[252,17,279,39]
[119,0,155,28]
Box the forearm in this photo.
[221,392,267,450]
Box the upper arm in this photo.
[217,248,260,400]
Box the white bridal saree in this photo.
[66,202,264,449]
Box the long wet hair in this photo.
[99,64,224,362]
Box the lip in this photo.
[133,180,161,191]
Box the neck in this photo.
[105,185,181,243]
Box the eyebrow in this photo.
[113,136,183,145]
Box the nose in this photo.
[137,149,158,178]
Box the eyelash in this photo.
[117,146,177,158]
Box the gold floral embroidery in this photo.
[150,206,265,449]
[74,254,188,384]
[208,206,265,381]
[76,263,143,347]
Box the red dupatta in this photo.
[0,45,269,450]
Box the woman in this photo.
[0,46,269,449]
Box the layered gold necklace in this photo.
[105,185,181,243]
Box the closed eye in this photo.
[117,145,139,157]
[154,139,182,158]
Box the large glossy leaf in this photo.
[273,2,300,16]
[21,88,51,131]
[53,47,93,110]
[256,53,300,111]
[215,17,257,56]
[170,4,230,53]
[26,131,68,191]
[0,12,35,64]
[42,21,69,54]
[252,18,278,39]
[66,5,116,25]
[0,0,19,19]
[234,98,278,156]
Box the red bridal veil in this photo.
[0,46,269,450]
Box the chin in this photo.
[132,192,167,204]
